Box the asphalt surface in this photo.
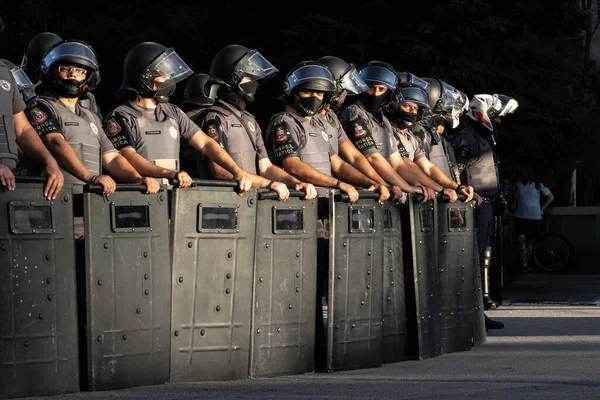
[13,273,600,400]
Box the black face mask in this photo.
[296,95,323,117]
[239,80,258,102]
[359,91,391,115]
[154,81,175,103]
[54,78,85,98]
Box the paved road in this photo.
[16,273,600,400]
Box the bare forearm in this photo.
[16,128,57,167]
[262,164,302,187]
[200,140,243,176]
[282,159,338,187]
[428,165,458,190]
[368,155,414,191]
[331,160,375,189]
[121,151,175,179]
[45,138,94,182]
[104,155,142,183]
[407,163,443,191]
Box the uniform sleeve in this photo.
[97,129,119,156]
[26,102,62,137]
[410,133,426,161]
[267,120,300,163]
[10,75,26,114]
[103,113,135,150]
[344,118,379,156]
[254,124,269,160]
[175,106,201,142]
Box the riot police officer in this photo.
[102,41,253,192]
[184,44,317,200]
[315,55,398,200]
[0,14,63,200]
[25,39,159,237]
[451,93,519,328]
[19,31,104,120]
[383,77,473,202]
[337,61,432,201]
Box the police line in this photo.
[0,176,484,399]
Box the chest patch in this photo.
[0,80,10,91]
[169,126,178,139]
[90,123,99,135]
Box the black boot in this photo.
[485,314,504,330]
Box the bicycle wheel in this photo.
[533,234,570,272]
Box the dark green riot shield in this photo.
[472,227,487,346]
[326,190,384,372]
[170,179,257,382]
[82,184,171,391]
[0,177,78,398]
[381,199,407,363]
[405,193,442,360]
[249,190,317,377]
[437,195,477,353]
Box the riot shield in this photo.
[249,190,317,377]
[437,195,476,353]
[381,199,407,363]
[326,190,384,372]
[170,179,257,382]
[405,193,441,360]
[472,225,487,346]
[0,177,78,398]
[82,183,171,391]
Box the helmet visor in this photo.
[490,94,518,116]
[339,65,368,95]
[233,49,278,83]
[145,48,193,89]
[287,64,335,92]
[10,65,33,90]
[42,41,99,71]
[397,86,430,109]
[359,66,397,90]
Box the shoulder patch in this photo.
[352,120,368,138]
[206,123,219,141]
[30,107,48,125]
[106,118,122,136]
[275,124,291,143]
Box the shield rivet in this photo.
[225,288,231,294]
[226,273,231,279]
[178,277,184,283]
[174,330,179,337]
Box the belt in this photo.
[480,196,494,205]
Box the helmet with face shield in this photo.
[384,72,431,128]
[422,77,468,129]
[283,61,336,117]
[1,59,34,91]
[210,44,278,103]
[316,55,368,110]
[466,93,518,131]
[40,39,100,98]
[118,42,192,102]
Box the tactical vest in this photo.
[37,97,101,191]
[429,139,458,183]
[199,101,259,174]
[353,104,396,161]
[0,62,19,169]
[113,103,180,169]
[276,111,331,177]
[316,112,340,155]
[463,127,499,196]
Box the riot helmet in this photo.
[357,61,399,115]
[1,59,34,91]
[466,93,518,132]
[119,41,192,101]
[21,32,63,83]
[384,78,430,129]
[210,44,278,103]
[40,39,100,98]
[183,73,228,107]
[283,61,336,117]
[316,55,368,110]
[423,77,468,129]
